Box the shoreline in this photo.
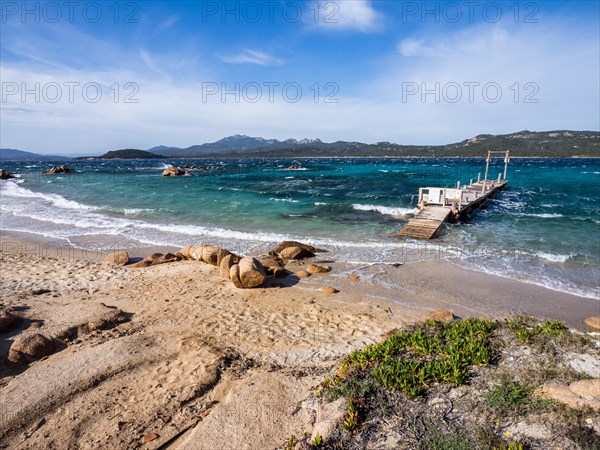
[1,229,597,329]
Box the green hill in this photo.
[75,149,165,160]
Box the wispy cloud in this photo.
[219,49,284,66]
[397,28,511,58]
[309,0,382,32]
[139,48,171,79]
[157,15,179,31]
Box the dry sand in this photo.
[0,232,598,449]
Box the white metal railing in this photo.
[418,187,464,209]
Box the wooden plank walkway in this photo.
[397,179,508,240]
[397,206,451,239]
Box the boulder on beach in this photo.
[189,245,209,261]
[273,241,327,254]
[147,253,164,261]
[162,166,184,177]
[425,310,456,323]
[229,264,244,288]
[44,165,74,174]
[584,316,600,330]
[238,257,267,288]
[0,310,19,333]
[178,245,195,260]
[306,263,331,274]
[219,254,239,279]
[279,246,315,260]
[146,252,182,266]
[348,274,360,282]
[201,246,231,267]
[295,270,311,279]
[129,260,152,268]
[320,286,339,294]
[8,333,55,365]
[102,251,130,266]
[257,255,287,277]
[0,169,15,179]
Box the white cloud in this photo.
[219,49,284,66]
[309,0,382,32]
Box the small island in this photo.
[74,149,165,160]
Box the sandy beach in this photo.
[0,231,598,449]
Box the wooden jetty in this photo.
[397,151,510,240]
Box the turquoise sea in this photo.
[1,158,599,299]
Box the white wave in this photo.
[314,202,327,206]
[534,252,573,263]
[352,204,418,217]
[270,198,299,203]
[0,181,95,210]
[122,208,157,216]
[521,213,564,218]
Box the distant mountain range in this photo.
[146,135,328,157]
[1,130,599,160]
[0,148,70,161]
[146,131,600,158]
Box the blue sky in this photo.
[1,0,599,154]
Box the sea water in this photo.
[1,157,598,299]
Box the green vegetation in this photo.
[283,435,297,450]
[420,430,476,450]
[341,400,360,434]
[484,377,535,411]
[494,443,525,450]
[308,315,599,450]
[507,316,566,344]
[328,318,495,399]
[311,432,323,448]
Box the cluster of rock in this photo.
[162,166,194,177]
[0,169,15,179]
[101,240,340,291]
[44,165,74,174]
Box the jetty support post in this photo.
[484,150,491,181]
[503,150,510,180]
